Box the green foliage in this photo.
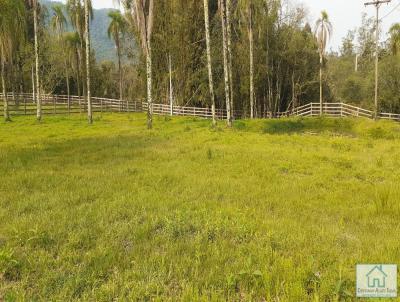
[328,13,400,114]
[389,23,400,56]
[1,114,400,300]
[380,56,400,113]
[138,0,321,114]
[0,247,21,282]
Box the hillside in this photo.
[1,114,400,300]
[41,0,117,62]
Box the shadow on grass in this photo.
[234,116,400,140]
[1,133,163,172]
[233,116,400,139]
[262,117,355,135]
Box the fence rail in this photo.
[1,93,399,122]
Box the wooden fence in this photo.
[1,93,400,122]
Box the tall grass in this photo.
[0,114,399,301]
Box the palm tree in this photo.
[389,23,400,56]
[51,5,67,37]
[51,5,71,112]
[119,0,154,129]
[67,0,92,106]
[108,10,126,109]
[203,0,216,126]
[0,0,25,121]
[314,11,332,115]
[64,32,81,111]
[84,0,92,124]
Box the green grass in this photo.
[1,114,400,301]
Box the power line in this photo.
[380,0,400,19]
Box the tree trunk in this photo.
[76,49,82,113]
[80,47,87,111]
[319,55,323,116]
[117,37,123,111]
[34,1,41,121]
[226,0,234,119]
[355,54,358,72]
[249,1,254,119]
[146,40,153,129]
[220,0,232,127]
[66,63,71,114]
[77,7,87,111]
[1,50,10,121]
[11,65,17,107]
[291,70,295,109]
[31,65,35,105]
[203,0,216,126]
[169,53,173,116]
[85,0,92,124]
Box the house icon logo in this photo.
[366,265,387,288]
[357,264,397,298]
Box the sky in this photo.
[65,0,400,51]
[301,0,400,51]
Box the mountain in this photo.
[40,0,117,62]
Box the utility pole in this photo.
[364,0,391,120]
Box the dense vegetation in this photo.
[1,114,400,300]
[329,13,400,113]
[2,0,399,124]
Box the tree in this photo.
[219,0,232,127]
[120,0,154,129]
[238,0,255,118]
[108,10,126,109]
[64,32,81,105]
[0,0,25,121]
[66,0,92,103]
[226,0,234,119]
[340,30,355,57]
[51,5,71,112]
[314,11,332,115]
[84,0,92,124]
[389,23,400,56]
[26,0,41,121]
[50,5,67,37]
[203,0,216,126]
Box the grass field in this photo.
[1,113,400,301]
